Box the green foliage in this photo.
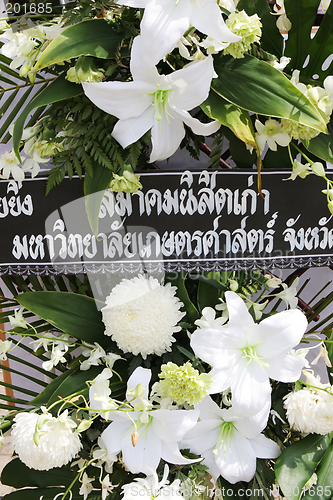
[275,433,333,500]
[212,55,327,133]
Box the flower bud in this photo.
[131,430,139,447]
[311,162,326,177]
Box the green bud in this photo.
[66,56,104,84]
[328,200,333,215]
[228,278,238,292]
[77,419,93,433]
[311,162,326,177]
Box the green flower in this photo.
[109,170,143,193]
[66,56,104,84]
[280,119,322,141]
[158,361,212,405]
[224,10,262,58]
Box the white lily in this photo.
[182,396,280,484]
[117,0,240,65]
[190,291,308,416]
[100,367,199,475]
[83,36,220,162]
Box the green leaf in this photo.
[16,291,111,349]
[302,0,333,80]
[303,131,333,164]
[211,54,327,133]
[201,91,257,148]
[44,366,105,407]
[34,19,123,71]
[284,0,320,73]
[197,278,221,313]
[303,445,333,499]
[84,158,114,235]
[30,369,72,405]
[165,274,199,324]
[237,0,283,57]
[1,457,75,489]
[275,433,333,500]
[12,74,83,160]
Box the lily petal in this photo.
[101,421,131,456]
[140,0,191,65]
[174,108,221,136]
[190,0,241,43]
[191,328,242,370]
[150,111,185,162]
[151,409,199,442]
[266,352,305,382]
[122,426,162,474]
[82,81,155,120]
[256,309,307,359]
[126,366,152,405]
[250,434,281,459]
[161,439,200,465]
[215,429,256,484]
[112,107,154,149]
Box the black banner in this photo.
[1,170,333,275]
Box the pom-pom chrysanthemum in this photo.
[11,410,81,470]
[101,275,185,358]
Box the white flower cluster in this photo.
[284,370,333,435]
[101,275,185,358]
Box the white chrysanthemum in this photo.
[101,275,185,358]
[284,371,333,435]
[11,410,82,470]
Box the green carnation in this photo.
[109,170,143,193]
[158,361,212,405]
[280,119,322,141]
[224,10,262,58]
[66,56,104,84]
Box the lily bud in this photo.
[131,430,139,447]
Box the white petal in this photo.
[208,367,235,394]
[255,120,266,135]
[256,134,267,152]
[256,309,307,359]
[140,0,191,65]
[195,396,225,420]
[130,36,161,83]
[174,108,221,136]
[215,430,256,484]
[232,400,271,439]
[161,440,200,465]
[127,367,152,405]
[249,434,281,459]
[190,328,242,369]
[151,409,199,442]
[122,426,162,475]
[112,107,154,149]
[201,450,222,482]
[119,0,149,6]
[82,81,155,120]
[190,0,241,43]
[150,111,185,162]
[167,56,215,110]
[231,357,271,416]
[101,421,131,456]
[267,137,277,151]
[182,420,220,454]
[274,132,291,147]
[266,353,305,382]
[225,291,255,338]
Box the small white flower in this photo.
[101,474,115,500]
[122,465,183,500]
[272,0,292,33]
[246,300,268,321]
[42,346,68,371]
[275,277,299,309]
[11,409,81,470]
[312,343,332,368]
[194,307,227,329]
[93,437,117,473]
[311,162,326,178]
[31,332,57,352]
[285,160,312,181]
[264,274,282,288]
[80,342,106,371]
[271,56,291,71]
[79,473,95,500]
[8,308,29,329]
[89,368,118,420]
[255,119,291,152]
[0,151,24,182]
[0,340,12,361]
[101,274,185,359]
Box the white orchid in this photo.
[83,36,220,163]
[0,151,25,182]
[255,119,291,152]
[275,277,299,309]
[100,367,199,475]
[194,307,227,329]
[182,396,280,484]
[117,0,240,65]
[190,291,308,416]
